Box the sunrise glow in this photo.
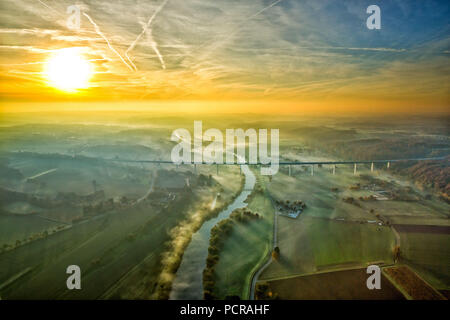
[44,48,93,92]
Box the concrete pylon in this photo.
[354,163,357,175]
[332,165,336,175]
[371,162,374,173]
[387,161,390,169]
[311,165,314,176]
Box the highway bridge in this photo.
[110,156,447,175]
[111,156,446,165]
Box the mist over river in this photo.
[169,165,256,299]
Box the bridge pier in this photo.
[332,165,336,175]
[311,165,314,176]
[387,161,390,169]
[354,163,357,175]
[371,162,374,173]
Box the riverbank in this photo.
[169,165,256,300]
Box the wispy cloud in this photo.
[320,47,407,53]
[35,0,63,18]
[125,0,169,70]
[0,0,448,110]
[195,0,284,66]
[83,12,134,71]
[0,45,53,53]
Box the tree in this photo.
[393,245,400,262]
[272,246,280,260]
[120,196,128,205]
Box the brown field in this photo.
[392,224,450,234]
[258,268,405,300]
[383,266,446,300]
[439,290,450,299]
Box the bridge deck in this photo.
[111,156,447,166]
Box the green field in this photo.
[212,190,273,299]
[0,163,242,299]
[398,232,450,290]
[0,215,63,245]
[260,163,448,281]
[308,219,395,267]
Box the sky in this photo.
[0,0,449,113]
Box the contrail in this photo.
[36,0,64,17]
[148,34,166,69]
[248,0,283,20]
[125,0,168,70]
[197,0,283,64]
[218,0,284,49]
[36,0,133,71]
[83,13,134,71]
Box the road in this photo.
[25,168,58,180]
[135,170,157,204]
[249,179,278,300]
[109,156,447,166]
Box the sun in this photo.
[44,48,93,92]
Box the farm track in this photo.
[249,176,277,300]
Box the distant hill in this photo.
[393,157,450,202]
[0,163,23,181]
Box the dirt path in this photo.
[249,179,278,300]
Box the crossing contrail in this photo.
[196,0,283,65]
[83,13,134,71]
[148,33,166,70]
[36,1,133,71]
[125,0,168,70]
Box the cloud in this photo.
[0,0,448,109]
[125,0,169,70]
[83,12,134,71]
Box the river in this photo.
[169,164,256,299]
